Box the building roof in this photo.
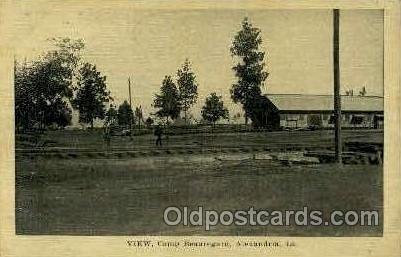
[265,94,384,112]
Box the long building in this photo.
[265,94,384,129]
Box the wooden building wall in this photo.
[279,112,383,129]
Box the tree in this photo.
[230,17,269,127]
[201,93,229,126]
[153,75,181,124]
[15,62,41,130]
[135,106,143,128]
[359,86,367,96]
[177,59,198,123]
[104,104,118,127]
[103,104,118,136]
[117,100,134,127]
[145,117,154,128]
[345,89,354,96]
[15,37,85,131]
[72,63,112,128]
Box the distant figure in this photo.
[154,125,163,146]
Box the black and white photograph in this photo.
[9,4,386,238]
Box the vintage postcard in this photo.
[0,0,400,256]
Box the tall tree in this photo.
[72,63,112,128]
[117,100,134,127]
[135,106,143,128]
[201,93,229,126]
[177,59,198,123]
[15,62,41,130]
[15,37,85,131]
[104,104,118,127]
[153,75,181,124]
[230,17,269,127]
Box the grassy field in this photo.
[17,129,383,151]
[15,130,383,236]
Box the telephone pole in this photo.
[128,77,133,133]
[333,9,342,164]
[128,77,132,109]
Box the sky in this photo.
[3,3,384,120]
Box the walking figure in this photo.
[154,125,163,146]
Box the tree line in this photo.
[15,17,274,131]
[15,38,112,131]
[152,17,273,128]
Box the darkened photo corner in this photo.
[14,8,383,236]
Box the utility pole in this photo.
[128,77,133,109]
[128,77,133,133]
[333,9,342,164]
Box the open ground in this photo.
[15,129,383,236]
